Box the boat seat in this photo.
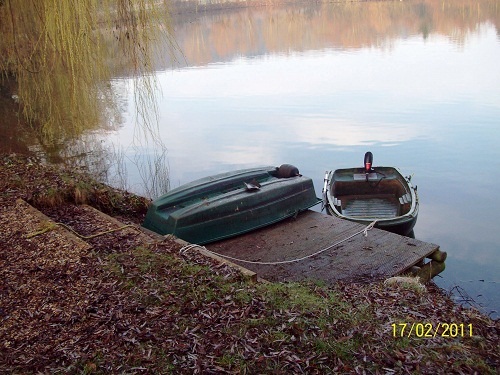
[398,193,411,205]
[333,179,404,197]
[342,196,400,219]
[332,196,341,207]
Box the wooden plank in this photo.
[14,199,91,253]
[206,210,439,284]
[173,237,258,282]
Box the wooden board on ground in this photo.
[0,200,92,269]
[206,210,439,284]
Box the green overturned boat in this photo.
[143,164,321,244]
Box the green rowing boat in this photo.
[143,164,320,244]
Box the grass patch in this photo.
[257,282,330,312]
[217,353,245,367]
[313,337,359,361]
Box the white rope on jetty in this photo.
[180,220,377,266]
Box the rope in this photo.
[26,222,140,240]
[363,220,377,236]
[57,223,139,239]
[25,224,57,238]
[180,220,378,266]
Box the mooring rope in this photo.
[180,220,378,266]
[26,222,140,240]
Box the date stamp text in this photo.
[391,323,473,338]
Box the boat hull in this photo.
[143,166,320,244]
[323,167,418,236]
[325,204,417,235]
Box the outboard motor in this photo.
[364,151,373,181]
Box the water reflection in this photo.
[164,0,500,69]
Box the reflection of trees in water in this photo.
[30,132,170,199]
[0,0,175,197]
[28,134,122,188]
[0,0,175,145]
[133,145,171,199]
[1,72,170,198]
[167,0,500,69]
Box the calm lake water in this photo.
[4,1,500,317]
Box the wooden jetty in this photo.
[206,210,445,284]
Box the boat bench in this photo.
[332,179,405,197]
[341,195,400,218]
[334,195,412,217]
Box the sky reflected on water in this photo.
[109,2,500,317]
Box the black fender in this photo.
[276,164,300,178]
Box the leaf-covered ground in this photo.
[0,154,498,374]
